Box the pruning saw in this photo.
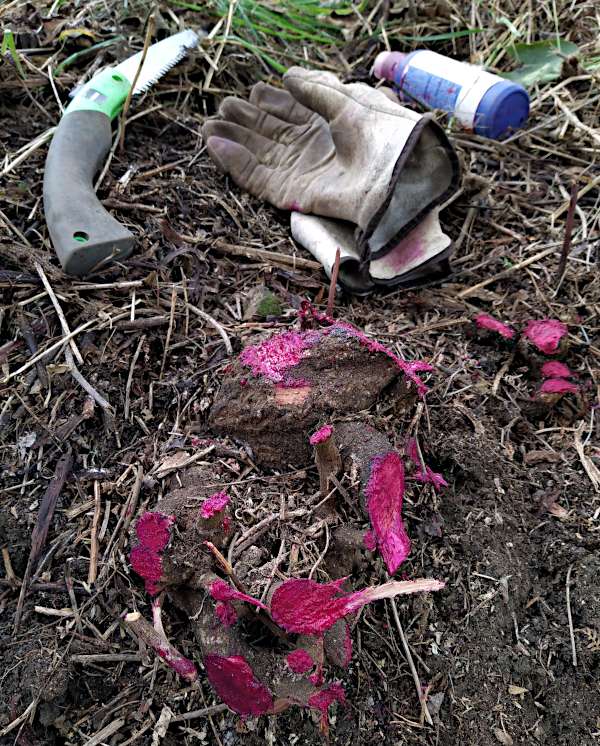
[43,29,199,276]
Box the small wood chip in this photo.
[84,718,125,746]
[524,449,561,464]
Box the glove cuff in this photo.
[291,206,454,294]
[359,115,460,263]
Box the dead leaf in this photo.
[548,502,568,518]
[17,432,36,460]
[508,684,528,695]
[152,704,174,745]
[154,451,190,477]
[47,363,71,376]
[493,728,514,745]
[82,397,95,420]
[539,492,567,518]
[427,691,445,719]
[57,28,98,42]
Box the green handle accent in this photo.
[65,67,131,119]
[43,109,134,276]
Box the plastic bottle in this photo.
[372,50,529,140]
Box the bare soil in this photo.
[1,2,599,744]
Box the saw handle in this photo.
[43,109,134,276]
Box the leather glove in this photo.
[203,67,460,291]
[290,206,454,294]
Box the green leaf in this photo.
[503,39,579,87]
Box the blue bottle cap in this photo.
[474,80,529,140]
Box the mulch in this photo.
[1,1,599,744]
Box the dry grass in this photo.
[0,0,599,744]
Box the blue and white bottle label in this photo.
[400,51,499,130]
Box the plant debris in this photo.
[1,1,599,743]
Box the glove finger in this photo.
[283,67,349,122]
[249,82,314,126]
[205,136,272,200]
[220,97,301,145]
[203,120,275,163]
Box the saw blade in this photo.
[113,29,200,95]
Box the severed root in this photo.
[210,315,431,467]
[168,585,320,716]
[310,424,342,496]
[269,577,444,635]
[167,574,443,718]
[126,313,448,724]
[129,462,444,719]
[522,318,569,356]
[129,486,233,594]
[333,422,411,575]
[124,608,198,682]
[333,422,447,574]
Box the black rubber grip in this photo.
[43,109,134,276]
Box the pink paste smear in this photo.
[155,645,198,682]
[308,683,346,729]
[286,649,314,674]
[240,330,321,384]
[365,452,411,574]
[405,438,448,492]
[271,578,352,634]
[204,654,273,716]
[363,530,377,552]
[540,378,579,395]
[524,319,567,355]
[270,576,444,635]
[209,579,268,611]
[310,424,333,446]
[474,314,516,340]
[541,361,573,379]
[215,601,237,627]
[240,305,432,396]
[130,512,175,595]
[200,491,230,519]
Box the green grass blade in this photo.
[226,35,288,73]
[54,36,125,76]
[1,29,26,78]
[394,28,483,43]
[167,0,204,10]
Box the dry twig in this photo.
[14,450,73,632]
[566,565,577,667]
[390,597,433,726]
[554,179,579,294]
